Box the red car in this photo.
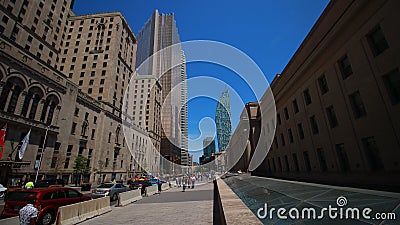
[1,187,91,225]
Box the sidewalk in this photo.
[79,182,214,225]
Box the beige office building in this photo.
[252,0,400,191]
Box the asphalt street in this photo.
[79,182,214,225]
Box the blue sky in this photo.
[73,0,330,162]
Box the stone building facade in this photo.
[252,0,400,191]
[0,0,159,185]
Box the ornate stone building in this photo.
[0,0,159,185]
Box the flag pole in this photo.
[35,125,50,183]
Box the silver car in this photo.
[91,183,129,201]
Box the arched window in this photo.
[21,87,44,119]
[21,92,32,117]
[45,95,59,125]
[6,85,21,113]
[0,82,12,111]
[40,100,49,122]
[0,77,25,113]
[29,94,41,119]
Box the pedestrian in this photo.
[19,195,38,225]
[157,179,162,193]
[191,175,196,189]
[25,180,34,189]
[178,177,182,187]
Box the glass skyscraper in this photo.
[136,10,188,166]
[215,90,232,151]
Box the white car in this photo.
[0,184,7,198]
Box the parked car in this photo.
[1,187,90,225]
[35,179,65,188]
[130,180,152,195]
[91,183,129,201]
[0,184,7,198]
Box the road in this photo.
[79,182,214,225]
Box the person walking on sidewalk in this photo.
[191,175,196,189]
[157,179,162,193]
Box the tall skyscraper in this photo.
[203,137,216,158]
[136,10,188,166]
[215,90,232,152]
[179,50,188,166]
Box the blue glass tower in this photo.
[215,90,232,151]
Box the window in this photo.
[382,69,400,105]
[100,79,105,84]
[309,115,319,134]
[99,87,103,93]
[336,143,350,172]
[349,91,367,118]
[88,88,92,94]
[78,80,83,86]
[367,25,389,56]
[292,99,299,114]
[74,107,79,116]
[284,107,289,120]
[71,122,77,135]
[317,148,327,172]
[292,153,299,171]
[80,72,85,77]
[277,113,281,125]
[297,123,304,140]
[280,133,285,146]
[284,155,290,172]
[338,55,353,79]
[89,80,94,85]
[318,75,329,94]
[91,129,95,139]
[2,16,9,24]
[92,63,96,68]
[303,89,312,105]
[303,151,312,172]
[326,105,338,128]
[51,157,57,168]
[93,116,97,124]
[362,137,384,170]
[288,128,293,143]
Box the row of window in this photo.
[268,136,384,173]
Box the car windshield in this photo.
[6,192,37,201]
[97,184,113,188]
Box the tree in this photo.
[93,160,105,184]
[73,156,91,185]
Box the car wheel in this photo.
[0,191,4,198]
[39,210,54,225]
[112,193,118,201]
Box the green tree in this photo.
[93,160,105,184]
[73,156,91,185]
